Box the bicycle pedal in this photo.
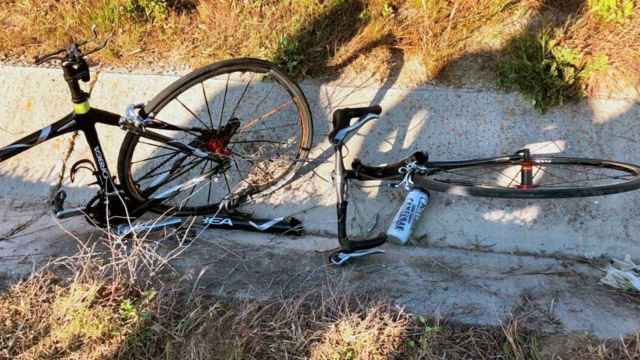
[50,190,86,219]
[329,248,385,266]
[51,190,67,213]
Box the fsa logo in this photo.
[202,217,233,226]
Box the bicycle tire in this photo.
[419,155,640,198]
[117,58,313,215]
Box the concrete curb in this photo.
[1,64,639,259]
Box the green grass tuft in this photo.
[588,0,634,23]
[497,30,585,112]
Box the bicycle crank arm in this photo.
[114,218,184,237]
[200,215,303,235]
[54,207,87,219]
[113,215,303,237]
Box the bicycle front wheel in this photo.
[421,154,640,198]
[118,58,313,215]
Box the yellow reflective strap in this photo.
[74,101,91,114]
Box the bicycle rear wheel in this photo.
[117,58,313,215]
[420,151,640,198]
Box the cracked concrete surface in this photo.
[1,64,640,338]
[171,230,640,338]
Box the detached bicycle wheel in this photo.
[421,150,640,198]
[118,58,313,215]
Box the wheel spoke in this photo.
[248,81,276,119]
[535,166,575,185]
[537,173,633,187]
[146,116,203,137]
[230,150,271,178]
[237,122,299,134]
[230,72,255,118]
[229,156,252,189]
[206,160,213,204]
[240,100,293,132]
[131,150,179,165]
[556,163,625,180]
[139,140,187,153]
[228,139,288,145]
[135,152,182,183]
[181,158,210,209]
[147,158,206,195]
[506,167,522,188]
[202,82,214,129]
[219,73,230,128]
[176,97,209,129]
[137,155,197,183]
[223,171,232,195]
[433,166,515,187]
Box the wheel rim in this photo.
[125,65,308,213]
[423,156,640,198]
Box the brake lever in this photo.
[83,33,113,57]
[34,25,111,65]
[75,24,99,48]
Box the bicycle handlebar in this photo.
[34,48,67,65]
[350,151,429,180]
[33,26,112,65]
[329,105,382,144]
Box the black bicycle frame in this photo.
[1,86,306,243]
[0,108,122,193]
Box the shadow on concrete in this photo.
[249,0,640,261]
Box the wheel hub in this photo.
[200,118,240,157]
[207,137,232,156]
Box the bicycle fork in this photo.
[329,144,387,265]
[330,144,431,265]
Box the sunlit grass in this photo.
[588,0,634,23]
[0,0,638,107]
[497,30,585,112]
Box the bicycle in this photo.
[327,105,640,265]
[0,29,312,236]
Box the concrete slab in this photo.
[1,64,639,258]
[0,199,92,282]
[168,229,640,339]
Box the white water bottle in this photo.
[386,187,429,245]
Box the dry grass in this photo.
[0,1,524,77]
[398,0,521,79]
[174,293,408,359]
[3,258,640,359]
[310,304,407,359]
[562,1,640,95]
[0,0,638,102]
